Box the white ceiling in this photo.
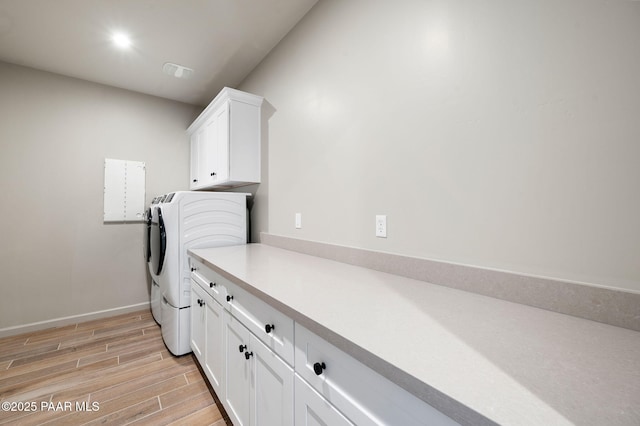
[0,0,317,106]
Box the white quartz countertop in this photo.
[188,244,640,426]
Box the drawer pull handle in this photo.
[239,344,247,353]
[210,282,216,288]
[265,324,275,334]
[226,295,234,302]
[313,362,326,376]
[245,351,253,360]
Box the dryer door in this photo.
[150,207,167,275]
[144,207,152,262]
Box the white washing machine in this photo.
[149,191,249,356]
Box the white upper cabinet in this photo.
[188,87,263,190]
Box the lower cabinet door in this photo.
[204,297,225,397]
[294,375,354,426]
[190,282,206,361]
[225,311,252,426]
[251,335,294,426]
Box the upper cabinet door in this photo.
[214,101,230,184]
[187,87,263,190]
[189,128,203,188]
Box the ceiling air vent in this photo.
[162,62,194,79]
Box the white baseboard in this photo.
[0,302,151,339]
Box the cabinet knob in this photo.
[210,172,216,176]
[239,344,247,353]
[190,267,196,272]
[197,299,204,307]
[245,351,253,360]
[210,282,216,288]
[313,362,326,376]
[193,179,198,183]
[226,295,234,302]
[265,324,275,334]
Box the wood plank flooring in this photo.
[0,310,231,425]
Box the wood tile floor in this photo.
[0,310,231,425]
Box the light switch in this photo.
[295,213,302,229]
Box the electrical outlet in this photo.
[295,213,302,229]
[375,215,387,238]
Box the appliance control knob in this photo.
[245,351,253,360]
[313,362,326,376]
[239,344,247,353]
[226,295,234,302]
[265,324,275,334]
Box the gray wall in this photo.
[240,0,640,292]
[0,62,200,329]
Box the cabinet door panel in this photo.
[204,297,224,396]
[294,375,353,426]
[225,311,251,426]
[201,116,217,187]
[190,281,205,361]
[189,130,203,189]
[251,335,294,426]
[214,102,230,182]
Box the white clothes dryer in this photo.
[147,195,166,325]
[150,191,249,356]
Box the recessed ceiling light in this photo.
[112,32,132,49]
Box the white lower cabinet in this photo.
[190,256,457,426]
[191,279,225,397]
[224,312,251,426]
[251,333,294,426]
[224,310,294,426]
[294,375,354,426]
[190,282,206,361]
[204,294,225,394]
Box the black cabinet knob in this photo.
[239,344,247,353]
[190,267,196,272]
[265,324,275,334]
[245,351,253,360]
[313,362,326,376]
[226,295,234,302]
[193,179,198,183]
[210,282,216,288]
[210,172,216,176]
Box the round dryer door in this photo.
[150,207,167,275]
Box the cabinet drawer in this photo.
[189,258,227,305]
[294,324,458,426]
[224,278,295,366]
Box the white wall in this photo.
[240,0,640,291]
[0,62,200,329]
